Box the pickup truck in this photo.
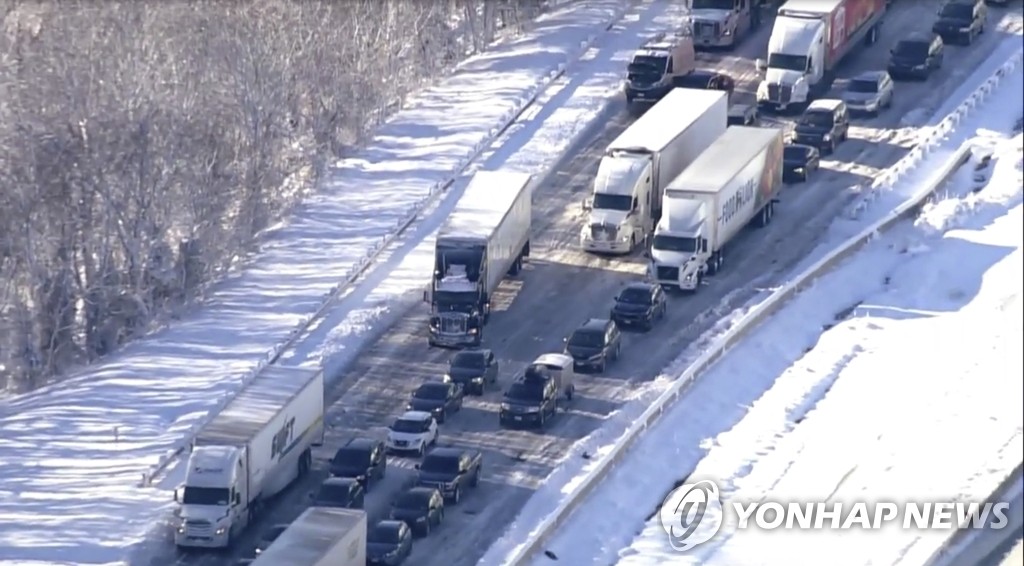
[415,447,482,504]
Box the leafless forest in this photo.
[0,0,552,392]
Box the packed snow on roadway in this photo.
[523,85,1023,566]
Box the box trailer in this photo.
[428,171,532,347]
[756,0,886,111]
[173,366,325,549]
[651,126,784,291]
[581,88,727,254]
[251,507,367,566]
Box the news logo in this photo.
[658,480,724,551]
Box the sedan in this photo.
[406,381,464,424]
[445,349,499,395]
[390,487,445,537]
[367,520,414,565]
[783,143,821,184]
[312,477,366,509]
[610,281,667,330]
[674,70,736,100]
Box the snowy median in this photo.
[0,1,633,563]
[479,42,1024,566]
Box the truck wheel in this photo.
[629,234,636,253]
[298,449,311,476]
[452,487,462,505]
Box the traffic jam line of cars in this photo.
[171,1,1008,565]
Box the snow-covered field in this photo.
[526,74,1023,566]
[0,2,630,563]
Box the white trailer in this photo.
[251,507,367,566]
[173,366,324,549]
[650,126,784,291]
[581,88,727,255]
[428,170,532,347]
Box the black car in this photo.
[253,523,289,555]
[390,487,445,537]
[445,349,499,395]
[367,520,414,565]
[782,143,821,183]
[727,103,759,126]
[932,0,986,45]
[312,477,365,509]
[673,70,735,99]
[329,437,387,486]
[564,318,621,372]
[792,99,849,155]
[888,34,944,80]
[500,375,559,429]
[406,381,464,424]
[415,447,483,503]
[610,282,667,330]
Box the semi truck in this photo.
[755,0,886,112]
[686,0,766,50]
[581,88,727,255]
[427,171,532,347]
[650,126,784,291]
[173,365,324,549]
[251,507,367,566]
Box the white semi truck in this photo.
[428,171,532,347]
[251,507,367,566]
[173,365,324,549]
[755,0,886,112]
[650,125,784,291]
[581,88,728,255]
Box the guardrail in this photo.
[137,2,633,488]
[488,47,1024,566]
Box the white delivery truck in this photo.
[650,126,784,291]
[428,170,532,347]
[251,507,366,566]
[581,88,727,255]
[173,365,324,549]
[755,0,886,111]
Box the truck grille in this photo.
[694,21,718,37]
[766,84,792,104]
[438,314,467,334]
[185,520,213,537]
[590,223,617,241]
[656,266,679,281]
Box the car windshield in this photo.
[799,111,833,128]
[332,447,369,467]
[315,483,351,503]
[652,234,699,253]
[451,352,486,369]
[506,381,544,402]
[627,55,666,75]
[846,79,878,94]
[592,193,632,212]
[369,525,402,544]
[414,383,449,400]
[784,146,810,162]
[181,486,230,506]
[568,329,604,348]
[391,418,427,433]
[618,287,652,304]
[894,41,929,59]
[420,455,461,475]
[395,492,429,510]
[693,0,733,9]
[940,4,972,18]
[766,52,807,72]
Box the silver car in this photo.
[841,71,895,116]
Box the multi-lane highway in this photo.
[135,2,1022,565]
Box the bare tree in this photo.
[0,0,553,393]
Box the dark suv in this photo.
[610,282,667,330]
[445,349,499,396]
[500,374,558,429]
[415,447,482,504]
[932,0,986,45]
[329,438,387,487]
[564,318,621,372]
[888,34,944,80]
[792,99,849,155]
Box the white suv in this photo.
[386,411,439,457]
